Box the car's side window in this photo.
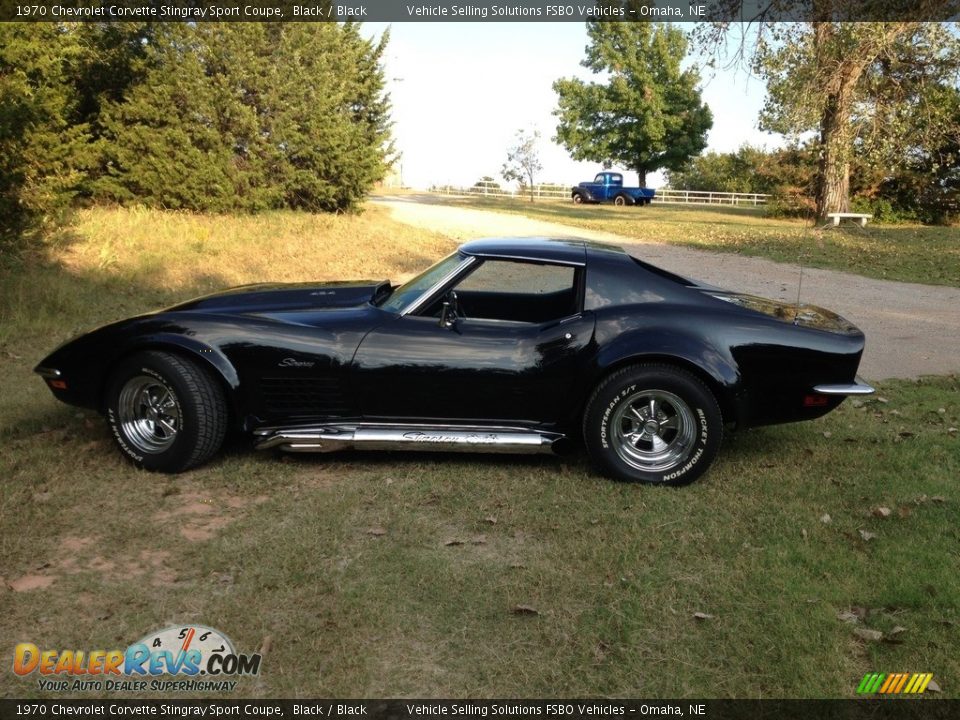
[446,259,579,324]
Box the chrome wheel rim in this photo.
[610,389,696,472]
[117,376,181,454]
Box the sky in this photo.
[361,22,786,190]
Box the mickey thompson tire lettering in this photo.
[105,350,228,473]
[583,364,723,486]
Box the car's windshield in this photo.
[377,252,465,313]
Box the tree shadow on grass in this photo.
[0,247,237,440]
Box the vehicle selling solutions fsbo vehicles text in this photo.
[402,4,704,18]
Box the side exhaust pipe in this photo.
[254,424,564,455]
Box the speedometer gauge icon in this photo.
[135,624,236,670]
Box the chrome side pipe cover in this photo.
[254,423,564,455]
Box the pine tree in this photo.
[91,23,393,213]
[0,23,88,248]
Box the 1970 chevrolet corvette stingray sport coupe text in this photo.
[36,238,874,485]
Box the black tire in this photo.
[105,351,228,473]
[614,194,628,206]
[572,192,584,204]
[582,364,722,485]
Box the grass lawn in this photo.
[436,196,960,287]
[1,207,958,698]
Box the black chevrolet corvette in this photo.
[36,238,873,485]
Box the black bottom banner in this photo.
[0,700,958,720]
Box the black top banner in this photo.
[1,0,958,23]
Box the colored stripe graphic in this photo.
[857,673,885,694]
[879,674,897,693]
[858,672,933,694]
[893,674,909,693]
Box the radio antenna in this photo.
[794,255,804,325]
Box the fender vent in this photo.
[259,376,352,415]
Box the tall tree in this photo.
[501,129,543,202]
[0,23,88,248]
[553,12,712,186]
[92,22,393,213]
[695,3,958,221]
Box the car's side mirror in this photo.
[440,300,455,328]
[439,291,459,329]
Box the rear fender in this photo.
[590,327,744,425]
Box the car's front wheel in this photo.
[572,193,584,204]
[105,351,227,473]
[583,364,722,485]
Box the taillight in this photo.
[803,394,829,407]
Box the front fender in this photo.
[116,332,239,392]
[37,315,243,425]
[103,329,242,426]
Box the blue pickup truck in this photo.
[571,172,656,206]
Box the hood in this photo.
[166,280,391,315]
[704,290,862,335]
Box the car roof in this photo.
[459,237,626,266]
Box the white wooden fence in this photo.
[432,181,771,207]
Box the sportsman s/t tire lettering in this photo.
[583,364,723,485]
[105,351,228,473]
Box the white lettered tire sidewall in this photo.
[106,351,227,473]
[584,364,722,485]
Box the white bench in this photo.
[826,212,871,227]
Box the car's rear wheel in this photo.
[583,364,722,485]
[614,194,627,206]
[106,351,227,473]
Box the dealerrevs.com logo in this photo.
[13,625,262,693]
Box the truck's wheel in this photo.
[105,351,228,473]
[583,364,722,486]
[614,194,628,206]
[572,193,584,204]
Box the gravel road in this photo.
[372,195,960,381]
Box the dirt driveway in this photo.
[372,195,960,381]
